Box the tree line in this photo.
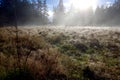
[0,0,120,26]
[53,0,120,26]
[0,0,49,26]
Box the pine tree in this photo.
[112,0,120,25]
[0,0,50,25]
[0,0,15,25]
[94,6,105,25]
[43,0,48,17]
[87,7,94,25]
[37,0,42,14]
[57,0,64,13]
[43,0,49,24]
[53,0,65,25]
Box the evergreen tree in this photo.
[57,0,64,12]
[53,0,65,25]
[94,6,105,25]
[0,0,49,26]
[112,0,120,25]
[0,0,15,25]
[43,0,49,24]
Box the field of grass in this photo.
[0,26,120,80]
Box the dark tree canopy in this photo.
[0,0,49,26]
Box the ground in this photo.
[0,26,120,80]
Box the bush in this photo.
[47,33,68,45]
[27,48,67,80]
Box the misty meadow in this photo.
[0,0,120,80]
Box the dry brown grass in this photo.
[0,26,120,80]
[0,27,66,80]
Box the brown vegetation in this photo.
[0,26,120,80]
